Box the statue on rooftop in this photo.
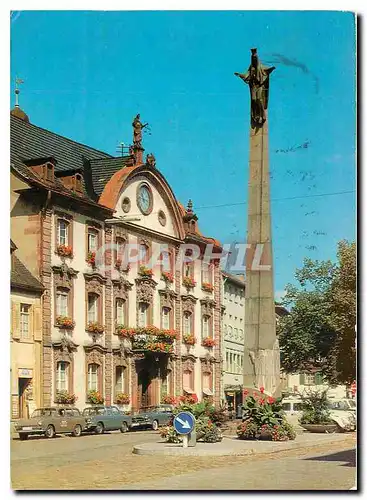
[132,114,148,148]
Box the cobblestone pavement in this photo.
[11,430,356,490]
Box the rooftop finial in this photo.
[14,77,24,108]
[187,199,193,213]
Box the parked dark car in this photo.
[14,407,86,440]
[131,405,173,431]
[82,406,132,434]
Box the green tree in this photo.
[278,240,356,385]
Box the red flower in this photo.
[259,386,265,393]
[267,396,275,404]
[259,398,266,405]
[243,389,249,397]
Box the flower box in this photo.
[86,321,105,334]
[161,395,176,405]
[115,393,130,405]
[202,282,214,292]
[86,251,96,267]
[139,265,154,278]
[145,342,173,353]
[183,334,196,345]
[202,337,216,348]
[56,316,75,330]
[116,326,136,339]
[183,276,196,289]
[55,390,77,405]
[161,271,174,284]
[87,390,104,405]
[56,244,73,258]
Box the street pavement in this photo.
[11,429,356,490]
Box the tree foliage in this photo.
[278,240,356,385]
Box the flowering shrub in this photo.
[202,337,216,348]
[202,282,214,292]
[161,395,176,405]
[115,393,130,405]
[299,389,333,425]
[236,389,296,441]
[87,390,104,405]
[57,244,73,258]
[56,316,75,330]
[55,390,77,405]
[183,276,196,288]
[139,265,154,277]
[161,271,174,283]
[183,333,196,345]
[177,393,199,405]
[160,425,182,443]
[86,251,96,267]
[86,322,105,334]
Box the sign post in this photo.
[173,411,196,448]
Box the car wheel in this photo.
[45,425,55,439]
[19,433,28,441]
[72,424,82,437]
[120,421,128,433]
[95,422,104,435]
[152,420,159,431]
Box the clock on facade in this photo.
[137,184,153,215]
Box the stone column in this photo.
[243,114,280,396]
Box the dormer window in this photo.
[75,174,83,192]
[46,163,54,181]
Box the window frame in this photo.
[20,303,31,340]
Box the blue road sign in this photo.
[173,411,196,435]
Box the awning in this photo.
[183,387,195,394]
[203,389,213,396]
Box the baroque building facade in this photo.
[10,108,223,412]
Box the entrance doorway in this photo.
[18,378,31,419]
[138,369,151,409]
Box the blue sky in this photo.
[10,11,356,294]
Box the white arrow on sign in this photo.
[175,416,191,429]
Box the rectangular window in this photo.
[115,366,124,394]
[161,250,171,272]
[88,230,98,253]
[20,304,30,339]
[225,351,229,371]
[57,219,69,246]
[88,294,98,323]
[202,263,212,284]
[56,362,68,391]
[184,262,193,278]
[162,307,170,329]
[56,290,69,317]
[116,299,125,325]
[202,315,209,338]
[183,370,194,392]
[183,312,191,334]
[88,364,99,391]
[138,303,148,327]
[116,239,125,261]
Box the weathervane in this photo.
[14,77,24,107]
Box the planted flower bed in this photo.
[160,398,227,444]
[299,389,337,432]
[55,390,77,405]
[56,316,75,330]
[183,333,196,345]
[182,276,196,289]
[87,390,104,405]
[86,321,105,334]
[56,244,73,258]
[115,393,130,405]
[161,271,174,284]
[236,388,296,442]
[139,265,154,278]
[202,337,216,348]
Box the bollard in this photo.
[188,428,197,447]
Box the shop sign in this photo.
[18,368,33,378]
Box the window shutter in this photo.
[33,304,42,341]
[299,373,305,385]
[11,302,20,340]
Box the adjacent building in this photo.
[10,107,224,412]
[10,240,44,419]
[221,272,245,412]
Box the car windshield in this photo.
[83,408,105,416]
[328,401,349,410]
